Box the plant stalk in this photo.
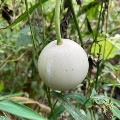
[25,0,38,57]
[69,0,83,47]
[55,0,63,45]
[109,72,118,103]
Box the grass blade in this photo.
[3,0,48,29]
[52,91,87,120]
[0,100,47,120]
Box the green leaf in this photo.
[110,98,120,107]
[109,106,120,119]
[86,4,99,20]
[52,91,87,120]
[43,0,55,14]
[0,100,47,120]
[104,62,116,72]
[65,94,87,104]
[102,83,120,88]
[90,95,120,107]
[0,81,4,92]
[34,27,44,45]
[64,93,91,107]
[77,1,98,16]
[16,26,32,49]
[0,116,10,120]
[0,92,24,101]
[91,37,120,60]
[16,26,42,50]
[48,104,65,120]
[109,34,120,54]
[69,0,83,47]
[91,88,97,97]
[4,0,48,28]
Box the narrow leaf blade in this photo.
[109,106,120,119]
[4,0,48,28]
[0,100,47,120]
[48,104,65,120]
[52,92,87,120]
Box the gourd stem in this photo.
[55,0,63,45]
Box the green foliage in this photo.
[5,0,48,29]
[53,91,87,120]
[0,100,46,120]
[0,116,10,120]
[0,0,120,119]
[48,104,65,119]
[91,36,120,60]
[110,106,120,119]
[0,81,4,92]
[16,26,33,49]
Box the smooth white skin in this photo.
[38,39,89,91]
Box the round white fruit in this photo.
[38,39,89,91]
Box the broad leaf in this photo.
[16,26,32,49]
[91,36,120,60]
[16,26,42,50]
[77,1,98,16]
